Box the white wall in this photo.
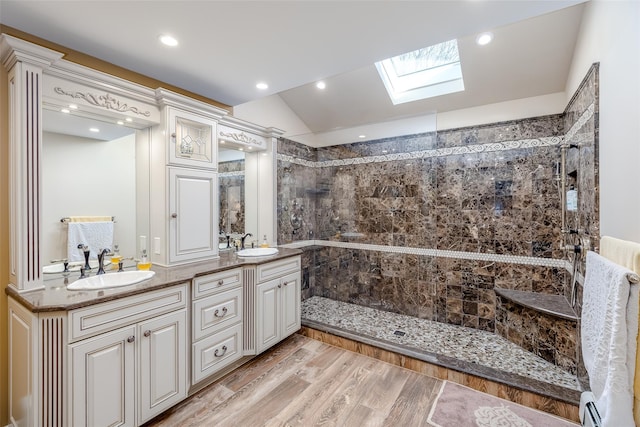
[42,132,137,263]
[566,0,640,243]
[436,92,566,131]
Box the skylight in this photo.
[375,39,464,105]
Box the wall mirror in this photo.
[217,138,262,251]
[41,107,151,272]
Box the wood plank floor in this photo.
[144,333,577,426]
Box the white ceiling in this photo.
[0,0,586,143]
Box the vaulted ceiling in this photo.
[0,1,586,144]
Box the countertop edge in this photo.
[6,248,302,313]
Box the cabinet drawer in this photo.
[193,268,242,299]
[192,323,243,384]
[256,256,301,283]
[69,284,188,342]
[193,288,242,340]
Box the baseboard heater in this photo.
[580,392,602,427]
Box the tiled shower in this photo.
[276,65,599,384]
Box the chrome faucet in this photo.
[96,248,110,275]
[240,233,253,250]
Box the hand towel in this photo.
[582,251,638,427]
[68,215,113,223]
[67,221,114,262]
[600,235,640,425]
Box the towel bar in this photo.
[60,216,115,222]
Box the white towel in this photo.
[67,221,114,262]
[582,251,639,427]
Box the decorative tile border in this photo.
[219,171,245,177]
[280,239,571,270]
[277,103,595,168]
[565,103,595,143]
[278,136,563,168]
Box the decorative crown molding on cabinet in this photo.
[53,86,152,116]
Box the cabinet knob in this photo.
[127,336,135,343]
[278,283,282,288]
[214,307,228,318]
[214,345,228,357]
[143,330,151,337]
[217,279,224,286]
[171,213,178,219]
[171,133,176,139]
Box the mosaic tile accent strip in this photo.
[219,171,245,177]
[280,239,570,269]
[302,296,580,391]
[277,136,564,168]
[564,103,595,144]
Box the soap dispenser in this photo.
[110,244,121,269]
[260,235,269,248]
[137,249,152,271]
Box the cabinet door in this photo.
[169,167,218,263]
[69,326,136,427]
[168,107,217,169]
[256,278,281,354]
[138,309,187,424]
[281,271,301,338]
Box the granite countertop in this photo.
[6,248,302,313]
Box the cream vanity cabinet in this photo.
[168,167,218,263]
[68,284,189,426]
[151,91,228,266]
[255,256,302,354]
[191,268,244,384]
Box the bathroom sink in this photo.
[44,259,110,274]
[67,270,155,291]
[237,247,279,257]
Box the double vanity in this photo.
[7,250,302,426]
[0,33,293,427]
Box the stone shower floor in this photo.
[301,296,581,396]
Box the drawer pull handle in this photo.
[214,307,228,317]
[127,336,135,343]
[217,279,224,286]
[214,345,228,357]
[143,330,151,337]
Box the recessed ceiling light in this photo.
[125,117,133,122]
[476,32,493,46]
[316,81,326,90]
[69,104,78,110]
[159,34,178,47]
[117,120,124,125]
[61,108,70,113]
[89,127,99,133]
[256,82,269,90]
[358,135,366,139]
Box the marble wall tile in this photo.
[279,65,598,376]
